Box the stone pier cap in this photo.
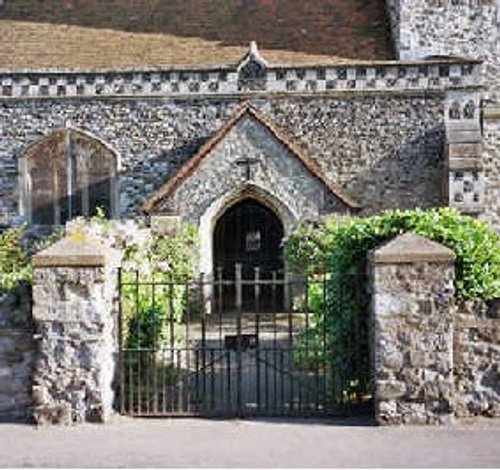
[32,233,122,267]
[371,232,456,264]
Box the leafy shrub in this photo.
[286,208,500,301]
[285,208,500,399]
[149,224,198,281]
[0,226,32,295]
[125,306,167,350]
[119,224,199,350]
[67,214,199,350]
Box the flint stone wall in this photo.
[454,300,500,418]
[386,0,499,104]
[481,116,500,230]
[370,233,456,425]
[31,237,121,425]
[386,1,500,230]
[0,94,446,226]
[162,112,351,222]
[0,285,34,420]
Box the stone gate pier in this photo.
[31,234,122,425]
[0,230,497,425]
[369,232,457,425]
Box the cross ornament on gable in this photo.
[235,158,259,181]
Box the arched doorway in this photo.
[213,198,284,311]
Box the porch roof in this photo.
[142,103,361,214]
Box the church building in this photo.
[0,0,499,426]
[0,0,499,277]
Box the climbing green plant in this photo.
[286,208,500,300]
[285,208,500,399]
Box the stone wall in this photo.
[386,0,499,104]
[481,115,500,229]
[0,93,447,225]
[454,300,500,418]
[385,0,500,228]
[31,235,122,425]
[369,233,456,425]
[370,231,500,424]
[0,285,34,420]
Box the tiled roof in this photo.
[0,0,394,70]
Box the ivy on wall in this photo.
[285,208,500,398]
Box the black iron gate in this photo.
[117,264,371,417]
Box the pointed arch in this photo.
[198,183,297,280]
[142,102,360,215]
[19,127,120,225]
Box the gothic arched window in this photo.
[20,128,119,225]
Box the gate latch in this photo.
[224,334,258,351]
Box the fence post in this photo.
[234,263,243,416]
[235,263,243,311]
[368,232,456,425]
[31,234,122,425]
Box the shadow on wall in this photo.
[27,176,116,226]
[2,0,394,60]
[123,124,446,219]
[120,136,210,215]
[345,125,447,214]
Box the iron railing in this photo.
[117,263,371,418]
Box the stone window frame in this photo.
[18,127,121,226]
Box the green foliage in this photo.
[0,226,32,294]
[284,217,342,274]
[125,306,167,350]
[121,276,191,351]
[149,224,199,281]
[285,208,500,398]
[121,224,199,350]
[286,208,500,300]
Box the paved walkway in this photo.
[0,416,499,468]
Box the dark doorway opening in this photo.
[213,198,284,312]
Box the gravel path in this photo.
[0,416,499,468]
